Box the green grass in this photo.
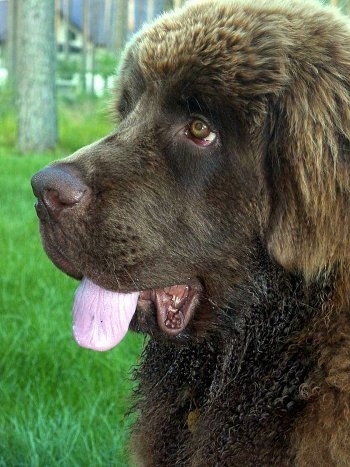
[58,95,115,152]
[0,101,143,466]
[0,93,115,155]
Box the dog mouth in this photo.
[38,235,202,351]
[72,277,202,352]
[138,282,201,336]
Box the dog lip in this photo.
[42,240,83,280]
[139,279,202,336]
[35,199,49,221]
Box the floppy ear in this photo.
[265,61,350,279]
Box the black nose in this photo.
[31,165,90,221]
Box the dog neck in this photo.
[131,242,334,464]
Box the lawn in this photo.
[0,98,144,466]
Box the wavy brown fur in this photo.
[127,1,350,465]
[32,0,350,465]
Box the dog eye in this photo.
[186,119,216,146]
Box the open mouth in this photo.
[72,277,202,352]
[38,233,202,351]
[138,281,201,336]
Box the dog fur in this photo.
[32,0,350,465]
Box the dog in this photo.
[31,0,350,464]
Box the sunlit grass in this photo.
[58,95,114,152]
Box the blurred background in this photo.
[0,0,185,153]
[0,1,184,466]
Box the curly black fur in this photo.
[132,245,331,465]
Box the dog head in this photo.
[32,0,350,350]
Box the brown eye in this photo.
[186,119,216,146]
[190,120,210,139]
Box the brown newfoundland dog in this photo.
[31,0,350,465]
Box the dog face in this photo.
[32,0,350,349]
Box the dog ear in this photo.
[265,68,350,279]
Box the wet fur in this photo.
[38,0,350,465]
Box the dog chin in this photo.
[42,240,83,281]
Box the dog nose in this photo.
[31,165,90,221]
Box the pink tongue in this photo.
[72,277,139,351]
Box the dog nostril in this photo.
[31,165,89,221]
[42,187,85,219]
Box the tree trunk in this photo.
[104,0,113,50]
[6,0,20,96]
[116,0,128,53]
[82,0,89,93]
[90,0,99,95]
[147,0,155,22]
[17,0,57,152]
[62,0,70,61]
[173,0,183,8]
